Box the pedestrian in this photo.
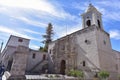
[0,64,3,80]
[0,65,5,80]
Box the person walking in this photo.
[0,64,5,80]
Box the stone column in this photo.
[8,46,29,80]
[92,13,97,26]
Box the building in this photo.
[0,3,120,80]
[0,35,48,79]
[48,4,120,80]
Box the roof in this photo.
[10,35,30,40]
[1,35,30,57]
[50,25,109,44]
[86,4,98,12]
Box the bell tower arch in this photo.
[81,4,103,29]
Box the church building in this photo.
[0,3,120,80]
[48,4,120,80]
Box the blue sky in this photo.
[0,0,120,51]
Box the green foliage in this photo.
[118,74,120,80]
[49,75,54,78]
[67,69,84,78]
[39,46,47,52]
[42,23,54,52]
[55,74,60,77]
[39,46,44,51]
[98,71,109,79]
[45,74,48,77]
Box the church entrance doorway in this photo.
[7,59,13,71]
[60,60,66,75]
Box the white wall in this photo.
[26,50,47,71]
[7,35,30,47]
[113,50,120,74]
[76,26,100,70]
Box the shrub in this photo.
[55,74,60,77]
[67,69,84,79]
[49,75,54,78]
[45,74,48,77]
[118,75,120,80]
[98,71,109,79]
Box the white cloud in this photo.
[54,23,82,38]
[30,44,40,50]
[97,1,120,9]
[14,16,47,27]
[0,0,55,13]
[23,29,41,35]
[0,0,75,19]
[0,25,40,41]
[110,30,120,40]
[0,7,7,12]
[105,12,120,21]
[0,26,18,35]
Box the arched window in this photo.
[97,20,101,28]
[7,59,13,71]
[86,20,91,27]
[60,60,66,75]
[32,53,36,59]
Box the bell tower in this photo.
[81,4,103,29]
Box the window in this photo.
[49,50,51,54]
[32,53,36,59]
[85,40,88,43]
[86,20,91,27]
[83,61,86,67]
[18,39,23,42]
[97,20,101,28]
[104,40,106,45]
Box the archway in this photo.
[86,20,91,27]
[97,20,101,28]
[60,60,66,75]
[7,59,13,71]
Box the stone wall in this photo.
[26,50,47,73]
[48,25,119,80]
[9,46,29,79]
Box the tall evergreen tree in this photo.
[41,23,54,52]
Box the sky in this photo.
[0,0,120,51]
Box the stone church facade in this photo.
[48,4,120,80]
[0,3,120,80]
